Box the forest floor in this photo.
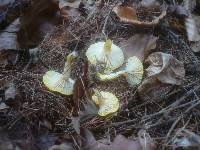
[1,0,200,149]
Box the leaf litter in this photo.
[1,0,200,149]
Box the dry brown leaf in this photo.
[81,129,155,150]
[145,52,185,85]
[113,5,138,22]
[59,0,82,9]
[138,52,185,101]
[113,4,166,26]
[18,0,59,49]
[120,34,158,60]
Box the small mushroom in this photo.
[92,90,119,116]
[43,51,77,95]
[86,39,124,73]
[97,56,143,86]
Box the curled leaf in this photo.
[145,52,185,85]
[113,5,138,22]
[113,3,167,26]
[138,52,185,101]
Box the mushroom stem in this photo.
[63,51,77,80]
[93,90,105,106]
[103,39,112,55]
[56,52,77,87]
[97,70,126,81]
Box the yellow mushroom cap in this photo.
[125,56,143,86]
[43,70,74,95]
[86,40,124,73]
[92,91,119,116]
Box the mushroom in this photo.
[97,56,143,86]
[86,39,124,74]
[92,90,119,116]
[42,51,77,95]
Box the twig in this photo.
[142,86,200,122]
[162,99,200,149]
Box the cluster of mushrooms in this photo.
[43,39,143,117]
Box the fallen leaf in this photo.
[0,102,9,111]
[73,60,88,115]
[101,135,142,150]
[168,5,189,18]
[81,128,98,150]
[71,117,80,134]
[0,0,29,30]
[0,0,15,7]
[173,129,200,149]
[81,129,155,150]
[113,5,138,22]
[59,0,82,9]
[79,100,98,122]
[4,83,21,108]
[145,52,185,85]
[138,130,155,150]
[184,0,196,12]
[0,18,20,50]
[138,52,185,101]
[120,34,158,60]
[0,49,19,68]
[185,15,200,42]
[48,134,75,150]
[81,129,140,150]
[184,0,200,42]
[17,0,59,48]
[113,3,167,26]
[29,47,40,64]
[49,143,75,150]
[189,15,200,52]
[191,41,200,52]
[140,0,160,8]
[36,134,58,150]
[60,7,81,22]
